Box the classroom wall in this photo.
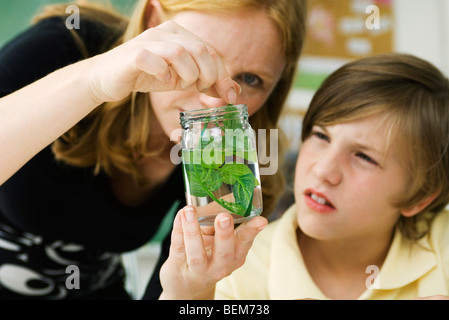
[1,0,447,75]
[394,0,449,77]
[293,0,449,109]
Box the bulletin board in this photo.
[302,0,394,59]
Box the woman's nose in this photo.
[312,150,342,186]
[198,92,226,109]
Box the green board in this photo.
[0,0,138,48]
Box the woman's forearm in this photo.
[0,58,100,185]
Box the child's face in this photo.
[294,113,409,241]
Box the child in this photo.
[160,53,449,300]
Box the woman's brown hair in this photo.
[301,53,449,240]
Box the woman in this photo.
[160,53,449,300]
[0,0,307,299]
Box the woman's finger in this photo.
[146,40,200,88]
[233,216,268,264]
[210,213,236,277]
[181,206,209,274]
[187,43,219,92]
[167,209,187,262]
[151,21,239,102]
[208,48,241,103]
[134,49,172,83]
[148,22,217,90]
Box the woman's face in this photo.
[294,113,411,242]
[149,9,286,139]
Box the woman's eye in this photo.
[356,152,378,165]
[236,73,263,88]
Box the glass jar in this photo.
[180,104,263,226]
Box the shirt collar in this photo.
[268,204,329,299]
[267,204,437,299]
[373,225,436,290]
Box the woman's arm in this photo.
[0,59,98,185]
[0,20,240,185]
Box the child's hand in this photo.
[159,206,267,300]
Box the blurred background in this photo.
[2,0,448,96]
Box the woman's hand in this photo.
[87,20,240,104]
[159,206,267,300]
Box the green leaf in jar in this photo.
[233,173,257,217]
[220,163,258,185]
[184,163,223,197]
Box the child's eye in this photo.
[312,131,330,142]
[356,152,378,166]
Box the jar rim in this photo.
[179,104,248,128]
[180,104,247,118]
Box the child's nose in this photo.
[312,150,343,186]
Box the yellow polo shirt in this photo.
[215,204,449,300]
